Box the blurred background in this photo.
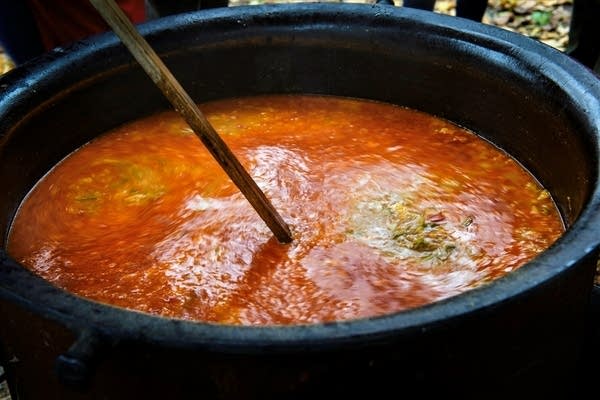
[0,0,574,76]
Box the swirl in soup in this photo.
[7,95,564,325]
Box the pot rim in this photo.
[1,3,599,352]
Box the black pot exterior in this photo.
[0,4,599,399]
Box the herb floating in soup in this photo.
[7,95,564,325]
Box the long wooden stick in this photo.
[89,0,292,243]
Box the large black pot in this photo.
[1,4,599,399]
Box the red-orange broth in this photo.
[7,95,564,325]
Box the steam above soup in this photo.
[7,95,564,325]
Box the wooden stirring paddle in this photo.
[89,0,293,243]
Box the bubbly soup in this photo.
[7,95,564,325]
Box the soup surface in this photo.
[7,95,564,325]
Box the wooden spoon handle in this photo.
[89,0,292,243]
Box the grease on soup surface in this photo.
[7,95,564,325]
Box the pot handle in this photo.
[55,328,109,388]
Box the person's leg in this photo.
[402,0,436,11]
[567,0,600,72]
[146,0,227,17]
[0,1,44,64]
[145,0,200,17]
[455,0,488,21]
[200,0,228,9]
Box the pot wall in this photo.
[0,4,599,398]
[0,257,596,399]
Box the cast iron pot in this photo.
[1,3,600,399]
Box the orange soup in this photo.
[7,95,564,325]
